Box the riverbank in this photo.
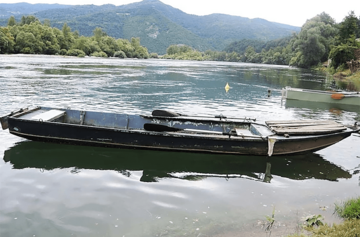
[333,69,360,91]
[314,64,360,91]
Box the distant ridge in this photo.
[0,2,72,18]
[0,0,300,54]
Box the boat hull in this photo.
[7,116,353,156]
[284,87,360,106]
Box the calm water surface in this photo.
[0,55,360,237]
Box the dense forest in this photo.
[164,12,360,71]
[0,16,151,58]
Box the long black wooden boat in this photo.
[1,106,359,156]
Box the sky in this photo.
[3,0,360,27]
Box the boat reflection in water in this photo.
[3,141,351,183]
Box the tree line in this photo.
[1,12,359,72]
[164,11,360,70]
[0,15,152,58]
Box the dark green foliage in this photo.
[337,11,359,44]
[329,43,357,69]
[289,12,338,68]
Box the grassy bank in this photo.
[334,69,360,91]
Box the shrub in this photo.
[91,51,108,57]
[334,197,360,219]
[311,219,360,237]
[113,50,126,58]
[150,53,158,58]
[59,49,67,55]
[329,44,357,69]
[66,49,86,57]
[20,47,33,54]
[304,214,324,227]
[287,219,360,237]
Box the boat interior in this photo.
[3,106,354,138]
[7,107,269,137]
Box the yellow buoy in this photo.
[225,83,230,92]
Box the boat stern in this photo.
[1,108,30,130]
[0,115,9,130]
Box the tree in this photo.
[93,27,106,42]
[43,19,51,27]
[7,16,16,26]
[40,27,60,54]
[0,27,15,53]
[290,12,337,68]
[166,45,180,55]
[15,31,37,54]
[329,44,357,69]
[72,36,91,55]
[338,11,359,45]
[99,36,119,57]
[130,38,149,58]
[20,15,39,25]
[61,23,74,50]
[328,11,359,69]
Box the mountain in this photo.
[0,0,300,54]
[0,2,72,18]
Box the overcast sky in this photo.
[3,0,359,27]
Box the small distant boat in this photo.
[282,87,360,106]
[1,107,358,156]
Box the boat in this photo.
[1,106,358,156]
[282,86,360,106]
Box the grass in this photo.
[334,197,360,219]
[288,219,360,237]
[287,196,360,237]
[311,219,360,237]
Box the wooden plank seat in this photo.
[30,109,65,122]
[266,120,346,135]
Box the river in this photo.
[0,55,359,237]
